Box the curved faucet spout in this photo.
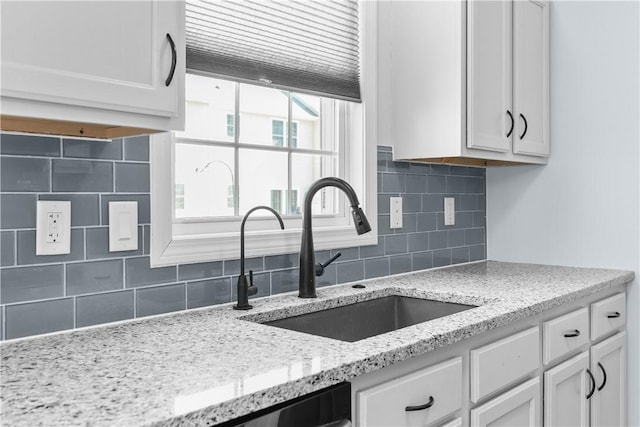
[299,177,371,298]
[240,206,285,275]
[234,206,285,310]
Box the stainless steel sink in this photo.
[262,295,477,342]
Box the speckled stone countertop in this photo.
[0,261,633,426]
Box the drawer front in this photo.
[543,307,589,365]
[470,327,539,403]
[470,377,541,427]
[357,357,462,426]
[591,293,626,341]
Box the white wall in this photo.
[487,1,639,424]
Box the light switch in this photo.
[109,202,138,252]
[390,197,403,229]
[36,201,71,255]
[444,197,455,226]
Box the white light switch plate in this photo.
[444,197,455,226]
[109,201,138,252]
[390,197,403,229]
[36,201,71,255]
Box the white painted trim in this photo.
[150,1,378,267]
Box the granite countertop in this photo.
[0,261,634,426]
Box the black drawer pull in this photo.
[586,368,596,399]
[165,33,177,87]
[607,311,621,318]
[564,329,581,338]
[597,362,607,391]
[405,396,434,412]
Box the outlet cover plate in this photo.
[36,201,71,255]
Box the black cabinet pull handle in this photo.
[506,110,514,138]
[519,113,528,139]
[564,329,581,338]
[165,33,177,87]
[586,368,596,399]
[597,362,607,391]
[607,311,621,318]
[405,396,434,412]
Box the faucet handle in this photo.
[248,270,258,296]
[315,252,342,277]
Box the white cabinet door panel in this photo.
[543,351,590,426]
[512,0,549,157]
[467,0,512,153]
[1,1,181,118]
[591,332,626,427]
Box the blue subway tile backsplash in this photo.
[0,132,486,340]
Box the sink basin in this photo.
[262,295,477,342]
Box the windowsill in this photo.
[151,224,378,267]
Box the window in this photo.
[175,184,185,210]
[174,75,338,219]
[226,114,235,138]
[150,1,378,266]
[272,120,298,148]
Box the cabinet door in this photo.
[357,358,462,426]
[1,1,181,118]
[543,351,590,426]
[591,332,626,427]
[512,0,549,157]
[466,0,512,153]
[470,378,540,427]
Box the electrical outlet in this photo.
[390,197,403,229]
[36,201,71,255]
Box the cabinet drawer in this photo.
[357,357,462,426]
[470,377,541,427]
[591,293,625,341]
[470,327,539,403]
[543,307,589,365]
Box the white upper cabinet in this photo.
[467,0,513,153]
[513,0,550,156]
[382,0,549,166]
[0,1,185,139]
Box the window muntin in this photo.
[174,74,341,222]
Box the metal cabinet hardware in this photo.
[586,368,596,399]
[405,396,434,412]
[165,33,177,86]
[506,110,514,137]
[519,113,528,139]
[597,362,607,391]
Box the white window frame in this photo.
[150,1,377,267]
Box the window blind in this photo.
[185,0,361,102]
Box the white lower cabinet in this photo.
[541,293,627,427]
[349,289,627,427]
[543,351,590,426]
[356,357,462,426]
[470,378,540,427]
[590,332,626,427]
